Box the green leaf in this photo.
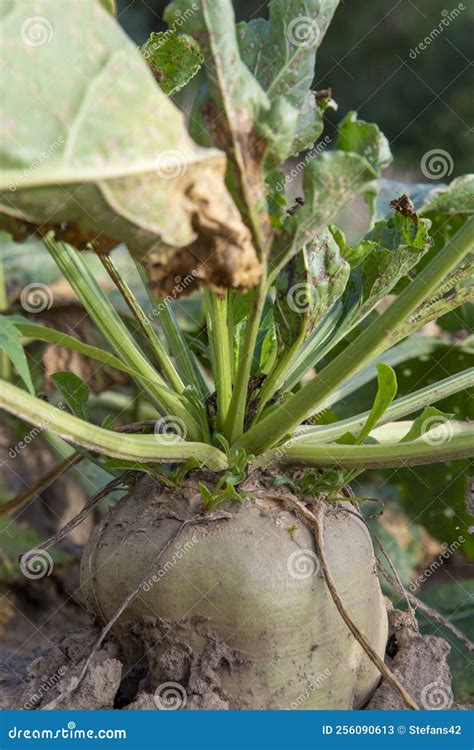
[336,111,392,173]
[166,0,266,114]
[356,363,398,443]
[7,314,147,381]
[99,0,116,14]
[270,156,375,279]
[292,368,474,446]
[328,211,432,340]
[331,362,397,490]
[140,31,203,95]
[281,210,432,391]
[0,315,34,394]
[165,0,269,250]
[238,1,338,106]
[0,0,257,291]
[239,218,474,456]
[422,174,474,216]
[289,95,332,159]
[274,231,350,351]
[299,153,376,237]
[335,339,474,558]
[101,458,167,480]
[50,371,90,420]
[372,175,474,335]
[349,211,432,297]
[326,336,440,411]
[237,1,339,159]
[271,115,392,276]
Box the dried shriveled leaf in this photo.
[0,0,260,293]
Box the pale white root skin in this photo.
[80,475,388,709]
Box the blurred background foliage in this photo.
[117,0,474,176]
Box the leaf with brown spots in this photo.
[0,0,260,295]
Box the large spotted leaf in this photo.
[237,0,340,159]
[0,0,260,292]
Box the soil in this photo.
[0,568,468,711]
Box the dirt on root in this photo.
[1,595,469,711]
[364,605,466,710]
